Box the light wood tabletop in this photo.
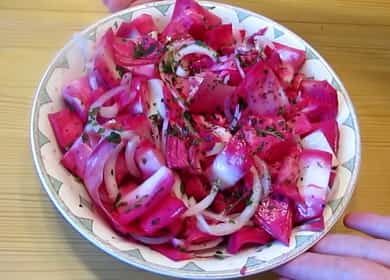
[1,0,389,279]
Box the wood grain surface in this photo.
[0,1,389,279]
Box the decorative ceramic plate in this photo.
[30,1,361,279]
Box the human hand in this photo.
[275,213,390,280]
[102,0,157,12]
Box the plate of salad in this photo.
[30,0,361,278]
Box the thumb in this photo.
[102,0,133,12]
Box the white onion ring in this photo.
[160,117,169,154]
[103,142,124,201]
[184,185,219,217]
[196,167,262,236]
[234,56,246,79]
[202,211,231,222]
[174,43,218,62]
[172,174,183,200]
[172,238,224,252]
[100,103,119,119]
[253,156,272,197]
[86,86,135,137]
[90,85,127,109]
[205,142,225,157]
[186,196,197,208]
[131,234,173,245]
[229,104,242,131]
[125,136,141,178]
[253,35,275,51]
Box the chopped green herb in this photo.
[229,219,236,224]
[166,123,182,137]
[194,40,207,47]
[246,199,253,206]
[214,253,228,260]
[213,179,222,190]
[125,194,149,213]
[116,201,128,208]
[180,183,186,194]
[115,65,127,78]
[256,127,284,139]
[113,193,122,208]
[134,42,157,58]
[238,97,247,110]
[161,59,174,74]
[81,133,89,143]
[213,250,231,260]
[97,127,105,134]
[183,111,194,124]
[149,113,163,128]
[74,176,83,183]
[192,138,201,146]
[106,131,121,144]
[88,107,99,118]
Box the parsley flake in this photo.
[106,131,121,144]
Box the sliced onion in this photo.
[172,174,183,200]
[176,65,188,77]
[172,238,224,252]
[202,210,231,222]
[131,234,173,245]
[125,136,141,178]
[229,104,242,131]
[234,56,245,79]
[185,238,224,251]
[253,156,272,197]
[253,35,274,51]
[222,73,230,84]
[103,142,124,201]
[175,43,218,62]
[205,142,225,157]
[160,117,169,154]
[196,167,262,236]
[212,126,232,143]
[86,85,129,134]
[184,184,219,217]
[90,85,127,109]
[100,103,119,119]
[188,196,197,207]
[84,139,131,234]
[89,74,99,91]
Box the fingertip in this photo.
[102,0,133,12]
[344,212,390,240]
[343,212,364,228]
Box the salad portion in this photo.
[49,0,339,261]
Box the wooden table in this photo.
[1,0,389,279]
